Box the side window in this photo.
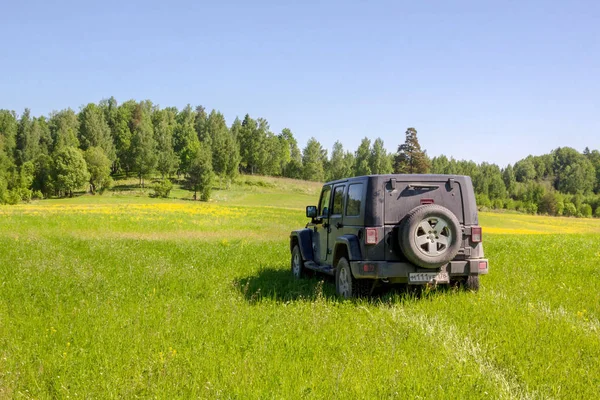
[318,186,332,217]
[331,186,345,215]
[346,183,363,216]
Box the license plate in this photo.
[409,272,449,284]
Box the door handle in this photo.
[336,222,344,229]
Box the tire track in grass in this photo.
[383,307,537,400]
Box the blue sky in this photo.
[1,0,598,166]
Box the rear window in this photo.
[346,183,363,216]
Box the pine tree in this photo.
[394,128,430,174]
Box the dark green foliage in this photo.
[49,109,80,152]
[563,202,577,216]
[130,104,157,186]
[328,141,354,181]
[514,158,536,182]
[0,110,18,158]
[394,127,430,174]
[187,144,214,201]
[52,147,90,196]
[205,110,239,180]
[78,103,116,161]
[369,138,392,174]
[174,105,200,175]
[84,147,112,194]
[354,138,372,176]
[32,154,54,197]
[279,128,302,179]
[552,147,595,194]
[301,138,326,182]
[152,108,179,178]
[4,100,600,218]
[578,203,592,218]
[538,191,560,216]
[502,165,516,195]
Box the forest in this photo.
[1,97,599,217]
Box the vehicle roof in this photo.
[323,174,472,186]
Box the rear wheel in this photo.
[291,245,305,279]
[465,275,480,291]
[335,258,371,298]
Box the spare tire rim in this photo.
[414,216,452,257]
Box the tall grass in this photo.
[1,179,599,398]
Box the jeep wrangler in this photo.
[290,174,488,298]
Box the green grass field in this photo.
[1,176,599,398]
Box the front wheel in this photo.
[291,245,305,279]
[335,258,371,298]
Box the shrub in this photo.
[538,192,560,216]
[594,207,600,218]
[19,188,32,202]
[5,190,21,205]
[151,179,173,198]
[32,190,44,200]
[476,193,491,209]
[492,199,504,210]
[578,204,592,218]
[563,202,577,217]
[556,200,565,216]
[514,200,524,212]
[504,198,515,210]
[523,202,538,215]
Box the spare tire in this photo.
[399,204,461,269]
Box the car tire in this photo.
[465,275,480,291]
[399,204,462,269]
[335,257,371,298]
[291,245,305,279]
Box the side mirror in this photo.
[306,205,318,218]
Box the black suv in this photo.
[290,174,488,298]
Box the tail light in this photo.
[479,261,488,270]
[471,226,482,243]
[365,228,378,245]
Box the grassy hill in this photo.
[1,176,599,398]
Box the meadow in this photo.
[0,176,599,399]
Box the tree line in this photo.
[1,99,599,217]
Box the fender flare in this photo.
[290,229,314,261]
[332,234,362,265]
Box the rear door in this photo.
[327,184,346,261]
[384,178,464,260]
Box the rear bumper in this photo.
[350,259,489,281]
